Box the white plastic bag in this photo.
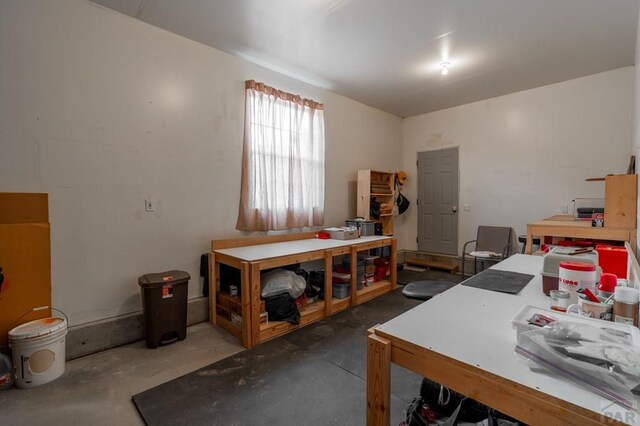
[260,269,306,299]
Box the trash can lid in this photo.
[138,270,191,287]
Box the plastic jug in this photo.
[0,353,13,390]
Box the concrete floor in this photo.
[1,270,461,425]
[0,322,245,426]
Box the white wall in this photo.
[0,0,402,325]
[401,68,634,253]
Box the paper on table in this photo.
[469,250,502,258]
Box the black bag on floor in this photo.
[264,293,300,324]
[404,378,521,425]
[419,378,487,423]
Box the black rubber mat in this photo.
[132,289,423,426]
[462,269,534,294]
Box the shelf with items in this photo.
[357,169,395,236]
[259,301,326,342]
[210,233,397,348]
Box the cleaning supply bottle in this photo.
[597,273,617,299]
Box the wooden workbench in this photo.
[210,233,397,348]
[526,215,636,255]
[366,255,636,425]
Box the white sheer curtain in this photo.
[236,80,325,231]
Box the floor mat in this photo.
[462,269,534,294]
[132,289,423,426]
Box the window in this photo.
[236,80,325,231]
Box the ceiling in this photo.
[92,0,640,118]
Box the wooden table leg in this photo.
[208,252,216,324]
[350,246,358,305]
[324,250,333,315]
[240,261,251,348]
[367,331,391,426]
[525,227,534,255]
[389,239,397,289]
[249,262,260,348]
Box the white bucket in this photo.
[8,317,67,388]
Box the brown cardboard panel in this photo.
[0,193,49,224]
[0,223,52,346]
[604,174,637,229]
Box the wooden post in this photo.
[209,252,216,324]
[324,250,333,315]
[367,331,391,426]
[389,239,397,289]
[239,262,251,347]
[525,227,533,255]
[350,245,358,305]
[249,262,261,348]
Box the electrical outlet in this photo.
[561,204,568,214]
[145,199,156,212]
[463,204,471,211]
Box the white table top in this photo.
[214,235,392,262]
[378,254,639,424]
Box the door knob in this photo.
[452,206,458,213]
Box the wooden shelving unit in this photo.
[357,169,395,236]
[210,233,397,348]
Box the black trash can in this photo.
[138,270,190,349]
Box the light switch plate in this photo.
[145,199,156,212]
[463,204,471,211]
[561,204,568,214]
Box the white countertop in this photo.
[377,254,639,424]
[214,235,392,261]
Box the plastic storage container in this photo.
[345,219,376,237]
[558,261,596,304]
[541,247,599,295]
[342,256,366,290]
[138,270,190,349]
[596,245,628,279]
[332,282,350,299]
[511,305,640,346]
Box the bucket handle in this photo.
[10,306,69,329]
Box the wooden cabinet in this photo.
[605,174,637,229]
[357,170,395,236]
[210,233,397,348]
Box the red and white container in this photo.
[558,261,597,304]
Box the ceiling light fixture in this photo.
[440,62,450,75]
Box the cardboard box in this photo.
[0,193,51,347]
